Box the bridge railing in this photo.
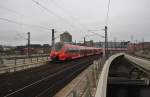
[95,53,124,97]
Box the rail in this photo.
[130,53,150,61]
[61,53,124,97]
[134,52,150,59]
[64,57,106,97]
[3,55,100,97]
[125,54,150,75]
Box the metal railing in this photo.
[0,54,49,65]
[0,61,47,74]
[0,54,50,73]
[0,54,49,58]
[64,57,106,97]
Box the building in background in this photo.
[76,41,129,48]
[85,40,94,47]
[0,45,3,55]
[93,41,129,48]
[0,45,15,55]
[16,44,51,55]
[60,31,72,43]
[127,42,150,54]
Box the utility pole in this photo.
[104,26,108,57]
[110,40,112,48]
[113,37,117,48]
[142,38,144,53]
[51,29,55,47]
[131,35,134,43]
[84,37,86,46]
[27,32,30,57]
[75,40,76,45]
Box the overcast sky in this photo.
[0,0,150,46]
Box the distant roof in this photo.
[30,44,42,48]
[43,44,51,47]
[16,44,51,49]
[61,31,72,36]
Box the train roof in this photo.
[63,43,101,49]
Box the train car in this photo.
[50,42,102,61]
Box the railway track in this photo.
[131,54,150,61]
[107,54,150,97]
[0,55,100,97]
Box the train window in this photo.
[53,43,63,51]
[65,47,78,53]
[65,47,70,53]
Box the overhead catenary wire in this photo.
[49,0,87,31]
[0,5,44,22]
[0,5,26,17]
[32,0,83,32]
[0,16,62,45]
[0,5,55,45]
[50,0,76,20]
[90,32,105,38]
[105,0,111,26]
[0,5,55,32]
[0,2,69,32]
[0,17,50,30]
[32,0,65,22]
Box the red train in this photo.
[50,42,103,61]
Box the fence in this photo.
[0,54,50,73]
[64,57,106,97]
[0,54,49,66]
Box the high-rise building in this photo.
[60,31,72,43]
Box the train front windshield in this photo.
[52,43,63,51]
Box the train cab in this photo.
[50,42,65,61]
